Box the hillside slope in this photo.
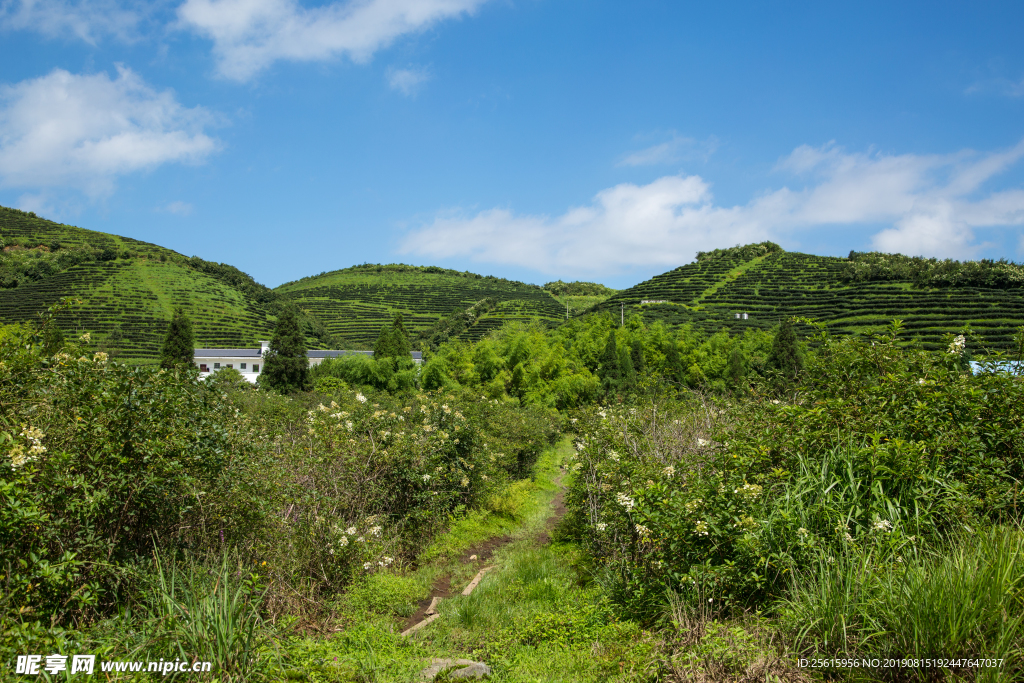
[0,206,276,362]
[596,243,1024,350]
[274,264,565,346]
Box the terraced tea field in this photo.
[274,265,565,346]
[1,205,175,259]
[0,258,275,362]
[597,251,1024,350]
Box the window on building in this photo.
[214,363,220,369]
[253,364,260,372]
[227,364,233,369]
[199,364,208,372]
[240,363,246,370]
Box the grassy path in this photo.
[281,438,657,682]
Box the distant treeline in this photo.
[183,256,277,305]
[279,262,546,291]
[542,280,616,296]
[843,251,1024,288]
[695,241,783,262]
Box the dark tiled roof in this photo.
[194,348,262,357]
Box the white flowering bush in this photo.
[563,322,1024,618]
[1,315,239,627]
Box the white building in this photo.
[194,342,422,383]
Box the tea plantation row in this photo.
[599,250,1024,350]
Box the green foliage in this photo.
[139,551,275,681]
[260,304,310,393]
[372,314,412,360]
[782,527,1024,674]
[845,250,1024,288]
[563,323,1024,621]
[160,307,195,369]
[695,241,783,262]
[766,318,803,387]
[598,331,621,393]
[543,280,617,297]
[311,353,418,394]
[0,317,236,629]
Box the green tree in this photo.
[374,314,412,360]
[597,331,621,393]
[41,322,65,356]
[630,339,646,376]
[725,344,747,388]
[260,304,310,393]
[160,307,195,369]
[767,318,803,385]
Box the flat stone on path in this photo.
[419,658,492,681]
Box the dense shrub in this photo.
[0,323,241,627]
[562,323,1024,618]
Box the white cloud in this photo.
[966,75,1024,98]
[0,66,220,196]
[386,65,430,96]
[160,200,194,215]
[401,140,1024,276]
[178,0,487,81]
[619,133,718,167]
[0,0,142,43]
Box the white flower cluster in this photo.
[615,492,635,511]
[608,450,620,462]
[662,465,675,477]
[9,426,46,470]
[947,334,966,356]
[872,519,894,533]
[356,393,367,403]
[734,482,763,499]
[694,520,709,536]
[595,522,607,532]
[634,524,650,536]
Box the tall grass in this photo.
[137,552,275,681]
[782,526,1024,682]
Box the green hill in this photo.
[0,206,277,362]
[542,280,618,316]
[274,264,566,347]
[596,242,1024,350]
[7,206,1023,359]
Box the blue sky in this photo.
[1,1,1023,289]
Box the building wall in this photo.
[195,356,262,384]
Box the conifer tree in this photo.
[725,344,747,387]
[620,344,637,391]
[390,313,412,358]
[664,339,683,384]
[160,308,194,369]
[260,304,309,393]
[767,319,803,385]
[630,339,645,376]
[373,325,396,359]
[374,314,412,360]
[598,331,621,393]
